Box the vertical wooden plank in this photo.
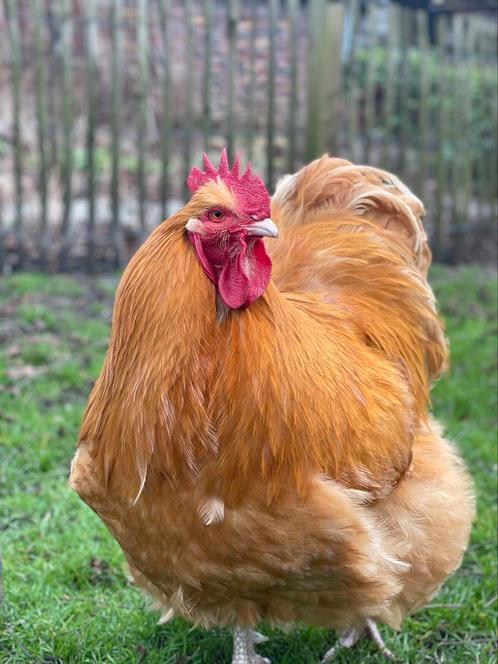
[110,0,125,265]
[381,2,399,169]
[324,2,343,156]
[5,0,23,267]
[267,0,277,188]
[416,10,429,202]
[157,0,172,220]
[137,0,148,237]
[489,71,498,223]
[287,0,299,172]
[45,3,61,172]
[245,0,258,161]
[363,3,377,164]
[59,0,75,271]
[306,0,343,161]
[451,15,472,260]
[433,14,449,260]
[34,0,49,269]
[202,0,213,153]
[183,0,194,201]
[85,0,98,272]
[345,0,360,162]
[396,7,410,175]
[227,0,239,160]
[306,0,324,161]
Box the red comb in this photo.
[187,149,271,219]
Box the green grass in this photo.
[0,267,496,664]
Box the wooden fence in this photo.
[0,0,496,272]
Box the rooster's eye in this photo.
[208,208,225,222]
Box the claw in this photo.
[322,620,395,662]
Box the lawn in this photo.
[0,266,496,664]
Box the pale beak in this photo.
[246,218,279,238]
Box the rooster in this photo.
[71,151,474,663]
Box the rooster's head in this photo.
[185,149,278,310]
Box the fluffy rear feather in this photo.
[271,156,447,418]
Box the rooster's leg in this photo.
[321,626,365,662]
[231,628,271,664]
[321,620,394,662]
[365,618,395,660]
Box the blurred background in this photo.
[0,0,497,274]
[1,2,497,662]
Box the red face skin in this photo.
[188,206,275,310]
[186,150,277,310]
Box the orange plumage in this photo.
[71,155,474,659]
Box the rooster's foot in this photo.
[321,619,395,662]
[231,628,271,664]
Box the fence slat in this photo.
[396,7,411,174]
[227,0,239,161]
[137,0,149,237]
[488,69,497,220]
[416,10,430,201]
[345,0,360,162]
[202,0,213,153]
[287,0,299,172]
[59,0,74,271]
[245,0,258,161]
[381,3,399,169]
[363,4,377,164]
[183,0,194,201]
[266,0,277,188]
[110,0,125,265]
[451,16,473,259]
[306,0,325,161]
[34,0,49,269]
[85,0,98,272]
[434,14,450,259]
[157,0,172,220]
[5,0,23,268]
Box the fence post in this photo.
[5,0,24,268]
[306,0,343,161]
[287,0,299,173]
[110,0,126,265]
[227,0,239,161]
[416,10,430,202]
[344,0,360,162]
[396,7,412,175]
[266,0,277,189]
[381,2,399,170]
[363,3,378,164]
[203,0,213,153]
[157,0,172,221]
[183,0,194,201]
[85,0,98,273]
[433,14,450,260]
[137,0,149,238]
[34,0,49,270]
[245,0,258,161]
[59,0,75,271]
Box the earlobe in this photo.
[185,218,204,234]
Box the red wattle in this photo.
[218,252,251,309]
[218,239,272,309]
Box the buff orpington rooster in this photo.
[70,151,474,663]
